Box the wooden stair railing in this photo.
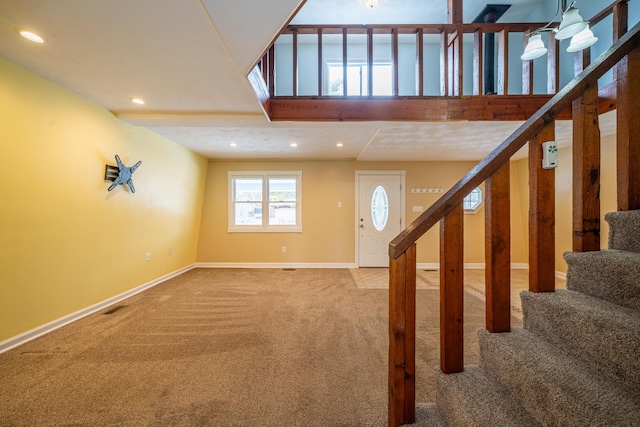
[250,2,627,122]
[387,16,640,427]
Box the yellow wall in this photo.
[197,160,529,265]
[512,132,618,274]
[0,57,208,342]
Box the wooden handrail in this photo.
[388,18,640,427]
[389,21,640,259]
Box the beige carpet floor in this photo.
[0,268,521,426]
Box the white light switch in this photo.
[412,206,423,212]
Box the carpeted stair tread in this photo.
[606,210,640,252]
[407,403,447,427]
[434,365,541,427]
[521,289,640,390]
[478,328,640,426]
[564,249,640,311]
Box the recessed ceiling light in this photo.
[230,142,237,147]
[336,142,344,147]
[131,98,145,105]
[290,142,298,147]
[19,30,45,44]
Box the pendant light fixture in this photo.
[521,0,596,61]
[363,0,380,8]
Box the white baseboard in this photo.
[0,264,195,355]
[195,262,357,269]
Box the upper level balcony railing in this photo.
[248,1,625,121]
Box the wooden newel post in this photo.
[529,121,556,293]
[614,2,640,211]
[388,244,416,427]
[440,203,464,373]
[485,163,511,332]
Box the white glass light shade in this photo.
[521,34,547,60]
[567,27,598,52]
[555,7,588,40]
[363,0,380,8]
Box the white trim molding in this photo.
[196,262,357,269]
[0,264,195,355]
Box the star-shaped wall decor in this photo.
[106,155,142,193]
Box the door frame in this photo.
[355,170,406,268]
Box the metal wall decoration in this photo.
[104,155,142,193]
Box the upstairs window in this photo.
[229,171,302,232]
[326,62,392,96]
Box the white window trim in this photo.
[228,171,302,233]
[463,186,484,214]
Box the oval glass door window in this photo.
[371,185,389,231]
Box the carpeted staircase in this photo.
[415,210,640,426]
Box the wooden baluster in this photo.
[440,204,464,373]
[614,2,640,210]
[522,29,534,95]
[317,28,323,96]
[529,121,556,292]
[292,29,298,97]
[473,29,483,96]
[572,54,601,252]
[440,29,448,96]
[367,28,374,96]
[547,31,559,94]
[416,28,424,96]
[485,162,511,332]
[453,27,463,96]
[392,28,399,96]
[268,45,275,98]
[497,28,508,95]
[343,28,348,97]
[388,244,416,427]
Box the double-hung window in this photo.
[228,171,302,232]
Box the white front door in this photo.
[357,172,404,267]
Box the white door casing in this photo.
[356,171,405,267]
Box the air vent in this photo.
[283,268,296,271]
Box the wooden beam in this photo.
[572,83,601,252]
[388,244,416,427]
[485,162,511,332]
[448,0,463,24]
[529,121,556,293]
[440,204,464,374]
[268,95,574,121]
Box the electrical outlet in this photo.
[146,252,151,261]
[282,246,287,253]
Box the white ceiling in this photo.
[0,0,617,161]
